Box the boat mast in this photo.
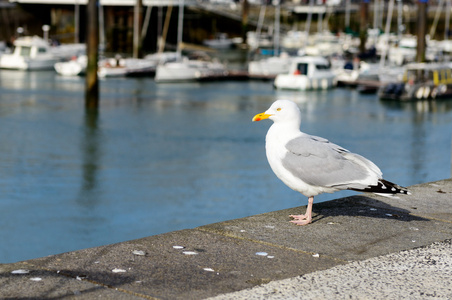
[75,0,80,43]
[430,0,444,38]
[397,0,402,42]
[445,0,451,40]
[176,0,184,60]
[158,6,173,53]
[256,3,266,42]
[305,0,314,36]
[273,0,280,56]
[379,0,395,68]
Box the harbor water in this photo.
[1,69,452,263]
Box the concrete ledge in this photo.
[1,179,451,299]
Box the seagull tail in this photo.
[350,179,411,195]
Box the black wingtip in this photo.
[351,179,410,195]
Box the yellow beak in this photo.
[252,113,272,122]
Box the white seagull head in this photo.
[252,99,302,128]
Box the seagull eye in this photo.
[277,108,281,111]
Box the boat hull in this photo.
[0,55,57,70]
[155,60,226,83]
[379,82,452,101]
[274,74,336,90]
[378,63,452,101]
[248,56,292,77]
[54,58,86,76]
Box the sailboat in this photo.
[247,0,293,78]
[154,0,227,83]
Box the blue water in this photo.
[0,69,451,263]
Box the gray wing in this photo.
[282,135,377,189]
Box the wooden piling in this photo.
[359,0,369,55]
[133,0,143,58]
[85,0,99,109]
[417,0,428,63]
[241,0,249,44]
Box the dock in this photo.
[337,78,384,94]
[1,178,452,299]
[196,71,276,82]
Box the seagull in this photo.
[252,99,409,225]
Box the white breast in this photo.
[265,125,337,197]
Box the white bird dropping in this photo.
[11,269,30,274]
[112,268,126,273]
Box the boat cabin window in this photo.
[38,48,47,53]
[315,64,330,70]
[405,68,429,83]
[296,63,308,75]
[19,46,32,57]
[426,70,434,81]
[435,69,452,84]
[437,69,445,84]
[447,69,452,84]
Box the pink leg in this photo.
[290,196,314,225]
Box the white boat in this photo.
[155,56,227,82]
[144,52,179,65]
[387,37,417,66]
[51,43,86,61]
[281,31,308,50]
[333,59,381,85]
[274,56,337,90]
[203,33,234,49]
[248,53,293,78]
[54,55,87,76]
[0,36,59,70]
[123,58,157,77]
[154,0,228,82]
[0,41,10,57]
[385,36,443,66]
[303,31,347,57]
[98,57,157,78]
[246,31,273,50]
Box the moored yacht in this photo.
[274,56,337,90]
[379,63,452,101]
[0,36,58,70]
[154,56,227,82]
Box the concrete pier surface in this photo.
[1,179,451,299]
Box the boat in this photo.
[247,1,290,79]
[203,33,234,49]
[54,55,87,76]
[51,43,86,61]
[246,31,273,50]
[248,52,294,79]
[273,56,337,90]
[281,31,308,50]
[0,41,10,57]
[98,56,157,78]
[154,0,227,83]
[303,31,348,57]
[55,54,161,77]
[378,63,452,101]
[385,36,443,66]
[154,56,227,82]
[0,36,59,70]
[333,58,374,86]
[144,52,179,65]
